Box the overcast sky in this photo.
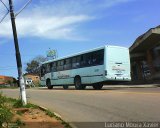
[0,0,160,77]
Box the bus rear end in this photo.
[104,46,131,82]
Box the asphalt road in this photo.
[1,86,160,128]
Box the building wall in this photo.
[130,45,160,81]
[23,74,40,85]
[0,75,15,85]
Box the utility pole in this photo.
[8,0,27,105]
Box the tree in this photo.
[25,56,47,75]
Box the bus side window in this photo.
[87,53,92,66]
[72,56,81,69]
[42,64,48,74]
[50,63,53,71]
[52,62,57,72]
[81,53,92,67]
[93,50,104,65]
[81,54,86,67]
[57,60,64,71]
[76,56,81,68]
[64,58,71,70]
[98,50,104,65]
[46,63,51,73]
[92,51,97,65]
[72,57,77,69]
[41,65,45,77]
[57,61,60,71]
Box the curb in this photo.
[39,106,62,118]
[104,85,159,88]
[38,106,76,128]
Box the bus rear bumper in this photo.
[104,76,131,82]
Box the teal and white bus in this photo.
[40,45,131,90]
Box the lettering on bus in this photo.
[112,66,125,71]
[57,74,70,79]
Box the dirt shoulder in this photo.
[0,93,71,128]
[12,108,64,128]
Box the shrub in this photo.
[0,93,7,108]
[0,107,13,126]
[13,99,23,108]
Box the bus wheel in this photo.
[81,85,86,90]
[63,85,69,89]
[74,76,82,90]
[92,83,103,90]
[46,79,53,89]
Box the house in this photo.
[0,75,16,86]
[23,73,40,86]
[130,25,160,81]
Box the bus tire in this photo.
[92,83,103,90]
[81,85,86,90]
[74,76,83,90]
[63,85,69,89]
[46,79,53,89]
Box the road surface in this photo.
[1,86,160,128]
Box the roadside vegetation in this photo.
[0,92,71,128]
[0,85,18,89]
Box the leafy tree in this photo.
[25,56,47,75]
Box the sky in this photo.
[0,0,160,78]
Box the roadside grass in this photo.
[0,93,14,127]
[0,93,72,128]
[0,85,18,89]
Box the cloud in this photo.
[0,0,132,40]
[0,14,92,40]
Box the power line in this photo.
[15,0,32,17]
[0,53,46,57]
[0,68,17,70]
[0,0,32,23]
[0,54,42,57]
[0,66,16,68]
[0,0,9,23]
[0,0,9,11]
[0,11,9,23]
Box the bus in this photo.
[40,45,131,90]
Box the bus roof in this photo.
[41,45,128,65]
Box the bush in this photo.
[0,93,7,108]
[0,93,13,126]
[13,99,23,108]
[0,97,13,124]
[0,107,13,126]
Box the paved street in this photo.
[1,86,160,128]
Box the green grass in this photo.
[13,99,23,108]
[0,85,18,89]
[0,107,13,125]
[25,103,38,109]
[13,99,38,109]
[0,93,13,126]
